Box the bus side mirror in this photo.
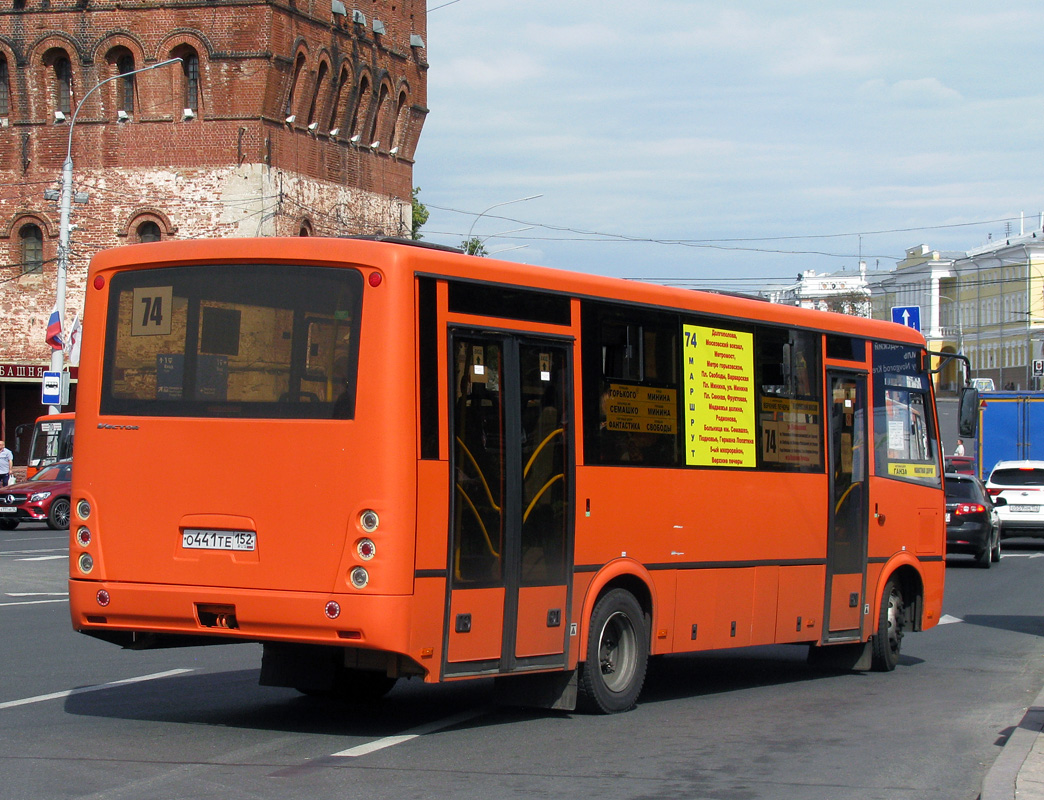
[957,387,979,438]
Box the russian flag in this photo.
[45,302,63,350]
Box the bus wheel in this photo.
[578,588,648,713]
[47,497,71,530]
[870,578,905,672]
[329,669,398,704]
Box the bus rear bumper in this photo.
[69,578,421,660]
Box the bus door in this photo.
[445,332,574,676]
[824,371,869,641]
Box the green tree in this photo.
[460,236,488,257]
[411,187,429,240]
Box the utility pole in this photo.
[48,57,181,413]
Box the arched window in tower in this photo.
[369,83,390,148]
[286,52,306,120]
[53,54,73,115]
[0,55,9,118]
[20,224,43,273]
[117,53,135,113]
[298,220,313,237]
[350,74,371,140]
[172,46,201,115]
[390,89,409,153]
[137,221,161,243]
[307,61,328,128]
[328,65,350,134]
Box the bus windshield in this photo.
[101,263,363,419]
[26,413,74,476]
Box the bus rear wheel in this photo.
[871,577,905,672]
[578,588,648,713]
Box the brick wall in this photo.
[0,0,428,368]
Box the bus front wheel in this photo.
[870,577,905,672]
[578,588,648,713]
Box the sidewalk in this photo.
[982,684,1044,799]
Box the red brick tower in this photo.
[0,0,427,440]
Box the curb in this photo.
[982,685,1044,800]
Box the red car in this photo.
[0,460,72,530]
[945,455,976,476]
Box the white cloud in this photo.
[415,0,1044,280]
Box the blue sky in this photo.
[412,2,1044,290]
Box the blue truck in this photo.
[976,392,1044,480]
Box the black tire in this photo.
[975,544,991,569]
[47,497,71,530]
[991,529,1002,563]
[578,588,649,713]
[871,577,905,672]
[0,518,18,530]
[299,669,398,704]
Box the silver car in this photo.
[986,460,1044,538]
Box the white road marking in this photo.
[0,598,68,607]
[17,555,66,562]
[0,669,195,710]
[6,592,68,597]
[332,708,488,757]
[939,614,964,625]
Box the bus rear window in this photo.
[101,264,363,419]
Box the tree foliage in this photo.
[460,236,488,257]
[411,187,429,240]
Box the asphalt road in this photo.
[3,524,1044,800]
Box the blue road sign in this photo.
[891,305,921,331]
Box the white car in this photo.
[986,460,1044,539]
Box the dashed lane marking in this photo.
[331,708,488,757]
[0,669,195,710]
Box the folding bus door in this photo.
[824,371,869,640]
[444,331,574,676]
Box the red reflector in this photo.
[96,590,110,607]
[368,272,383,287]
[987,488,1001,496]
[93,275,105,290]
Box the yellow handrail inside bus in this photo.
[523,428,563,478]
[455,437,501,513]
[523,473,564,523]
[834,481,859,514]
[454,483,501,559]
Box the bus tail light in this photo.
[349,567,369,589]
[360,510,379,532]
[96,590,110,607]
[357,539,376,560]
[76,499,91,520]
[325,601,341,619]
[78,553,94,574]
[76,526,92,547]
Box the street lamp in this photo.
[465,194,542,243]
[49,57,182,413]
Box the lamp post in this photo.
[465,194,542,243]
[49,57,181,413]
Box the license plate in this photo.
[1010,505,1040,513]
[182,529,256,551]
[0,507,17,513]
[945,512,951,523]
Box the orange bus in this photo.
[16,411,75,478]
[69,237,965,713]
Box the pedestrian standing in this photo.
[954,439,965,456]
[0,440,12,487]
